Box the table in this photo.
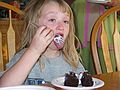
[93,71,120,90]
[44,71,120,90]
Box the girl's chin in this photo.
[48,44,63,50]
[49,46,63,50]
[47,42,63,50]
[55,44,64,50]
[54,41,64,50]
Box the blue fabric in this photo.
[6,48,85,84]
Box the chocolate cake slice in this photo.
[80,72,94,87]
[64,72,79,87]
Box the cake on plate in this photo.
[64,72,79,87]
[64,71,94,87]
[80,72,94,86]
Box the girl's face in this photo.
[38,1,70,50]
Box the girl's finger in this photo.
[40,28,52,37]
[36,25,47,35]
[46,30,54,39]
[46,30,54,43]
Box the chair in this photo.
[0,1,24,71]
[90,5,120,74]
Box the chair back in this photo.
[0,1,24,71]
[90,5,120,74]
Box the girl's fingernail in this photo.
[41,25,47,29]
[43,25,47,28]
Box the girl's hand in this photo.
[28,25,54,55]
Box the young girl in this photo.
[0,0,85,86]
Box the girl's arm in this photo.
[0,26,54,87]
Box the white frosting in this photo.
[54,35,64,45]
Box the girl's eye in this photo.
[64,20,69,24]
[49,19,56,22]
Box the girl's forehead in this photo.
[40,1,70,16]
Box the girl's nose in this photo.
[56,22,64,31]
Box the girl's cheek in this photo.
[44,22,56,31]
[47,22,55,27]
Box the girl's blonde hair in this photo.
[21,0,81,69]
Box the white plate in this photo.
[0,85,55,90]
[87,0,110,4]
[51,76,104,90]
